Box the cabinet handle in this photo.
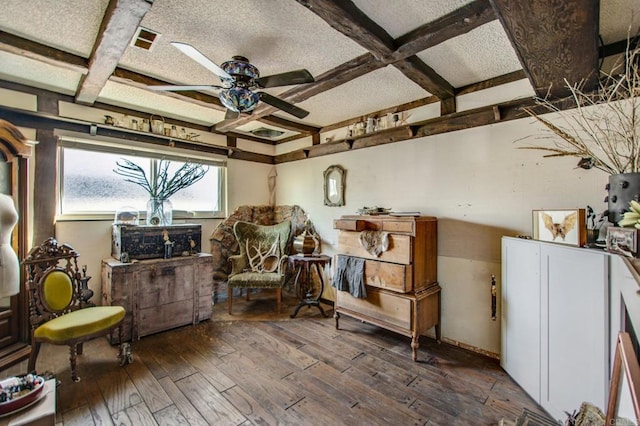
[491,274,497,321]
[161,267,175,276]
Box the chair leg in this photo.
[246,289,250,301]
[118,323,124,345]
[69,344,80,382]
[28,341,41,374]
[77,342,83,355]
[276,288,282,314]
[228,286,232,315]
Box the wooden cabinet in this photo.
[333,215,440,361]
[501,237,609,420]
[101,254,213,343]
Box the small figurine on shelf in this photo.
[162,229,174,259]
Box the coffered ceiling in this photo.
[0,0,638,151]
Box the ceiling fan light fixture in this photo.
[220,87,259,113]
[250,127,285,138]
[221,56,259,83]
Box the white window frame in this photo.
[56,135,227,221]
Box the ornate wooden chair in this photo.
[227,220,291,314]
[23,238,129,382]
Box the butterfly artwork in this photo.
[534,210,584,246]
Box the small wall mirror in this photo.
[323,165,345,207]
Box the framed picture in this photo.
[606,227,639,257]
[532,209,586,247]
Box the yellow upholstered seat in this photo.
[23,238,129,382]
[33,307,125,342]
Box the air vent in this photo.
[131,27,160,51]
[250,127,285,138]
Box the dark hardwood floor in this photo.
[2,293,546,425]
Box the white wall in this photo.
[275,117,607,355]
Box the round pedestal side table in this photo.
[288,254,331,318]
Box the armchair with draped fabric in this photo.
[227,220,291,314]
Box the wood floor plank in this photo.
[239,322,319,370]
[124,357,172,413]
[111,402,158,426]
[171,340,235,392]
[283,368,389,426]
[306,361,426,423]
[152,404,190,426]
[219,351,306,410]
[222,384,301,425]
[97,368,143,415]
[79,376,115,426]
[61,404,95,426]
[132,339,169,380]
[174,372,246,425]
[157,376,208,426]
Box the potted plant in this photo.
[114,159,208,225]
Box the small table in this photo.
[288,254,331,318]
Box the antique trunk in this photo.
[101,254,213,343]
[112,224,202,261]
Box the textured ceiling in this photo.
[0,0,638,144]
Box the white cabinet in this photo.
[501,237,541,402]
[501,237,609,421]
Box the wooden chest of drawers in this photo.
[333,215,440,361]
[101,253,213,343]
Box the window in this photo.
[58,142,226,219]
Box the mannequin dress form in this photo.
[0,194,19,298]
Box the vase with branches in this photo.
[519,32,640,224]
[114,159,208,225]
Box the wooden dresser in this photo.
[101,253,213,343]
[333,215,441,361]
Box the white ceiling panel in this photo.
[599,0,640,44]
[352,0,475,39]
[416,20,523,88]
[0,0,108,57]
[98,81,225,125]
[0,51,82,95]
[296,65,427,127]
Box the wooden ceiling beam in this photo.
[490,0,600,98]
[393,56,454,99]
[390,0,496,61]
[296,0,395,59]
[75,0,153,105]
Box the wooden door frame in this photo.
[0,119,32,369]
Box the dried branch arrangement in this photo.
[114,158,208,199]
[520,35,640,174]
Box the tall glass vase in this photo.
[146,198,172,226]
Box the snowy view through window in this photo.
[61,148,222,215]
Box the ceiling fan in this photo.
[150,42,315,120]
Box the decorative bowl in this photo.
[0,375,45,416]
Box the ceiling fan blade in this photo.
[255,69,314,88]
[170,42,233,80]
[258,92,309,119]
[225,109,240,120]
[148,85,222,92]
